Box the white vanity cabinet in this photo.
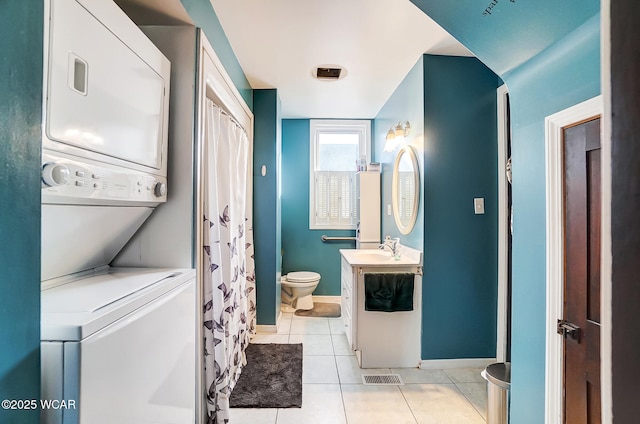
[340,247,423,368]
[341,255,357,349]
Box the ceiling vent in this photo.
[316,67,341,79]
[312,65,347,81]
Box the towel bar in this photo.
[359,266,423,276]
[321,235,357,242]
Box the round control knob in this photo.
[42,163,70,187]
[153,181,167,198]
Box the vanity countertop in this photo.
[340,245,422,267]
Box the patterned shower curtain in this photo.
[202,99,256,424]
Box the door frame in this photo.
[195,32,255,423]
[544,95,602,423]
[496,84,509,362]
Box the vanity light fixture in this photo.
[383,121,411,152]
[384,128,396,152]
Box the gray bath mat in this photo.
[294,302,341,318]
[230,343,302,408]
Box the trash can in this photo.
[481,362,511,424]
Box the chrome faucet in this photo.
[379,236,401,260]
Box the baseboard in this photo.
[255,324,278,334]
[255,311,281,334]
[312,295,341,304]
[419,358,497,369]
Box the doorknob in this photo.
[557,319,581,342]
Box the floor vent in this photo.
[361,374,404,385]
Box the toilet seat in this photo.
[286,271,320,283]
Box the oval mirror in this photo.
[392,146,420,234]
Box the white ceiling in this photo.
[209,0,472,119]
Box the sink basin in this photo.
[351,250,394,262]
[340,247,422,267]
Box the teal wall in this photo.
[373,57,425,250]
[281,120,356,296]
[180,0,253,110]
[373,55,499,361]
[408,2,600,421]
[0,2,43,423]
[253,89,282,325]
[504,16,600,422]
[410,0,599,76]
[422,55,500,359]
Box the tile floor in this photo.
[230,308,488,424]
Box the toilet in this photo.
[281,271,321,310]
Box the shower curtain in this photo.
[202,99,256,424]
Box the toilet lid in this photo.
[286,271,320,283]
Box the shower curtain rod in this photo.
[211,100,248,137]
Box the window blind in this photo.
[315,171,356,226]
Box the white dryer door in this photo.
[46,0,167,171]
[62,279,195,423]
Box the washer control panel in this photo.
[41,152,167,205]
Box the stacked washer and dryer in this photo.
[40,0,195,423]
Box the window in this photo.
[309,120,371,229]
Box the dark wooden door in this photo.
[563,117,601,424]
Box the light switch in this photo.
[387,204,392,216]
[474,198,485,214]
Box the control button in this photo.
[75,181,86,187]
[76,171,85,177]
[92,174,101,179]
[137,181,143,186]
[153,182,167,198]
[42,163,70,187]
[93,183,100,189]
